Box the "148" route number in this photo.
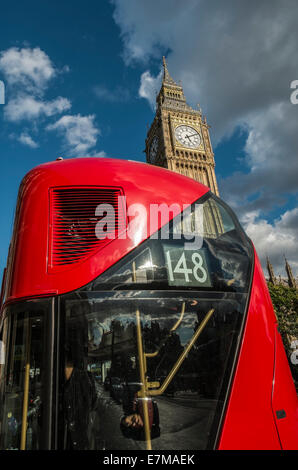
[165,249,211,286]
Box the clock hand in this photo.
[187,133,198,138]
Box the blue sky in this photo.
[0,0,298,280]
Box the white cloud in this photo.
[46,114,101,156]
[87,150,107,157]
[4,95,71,122]
[112,0,184,64]
[0,44,72,156]
[243,208,298,277]
[0,47,56,93]
[112,0,298,170]
[220,101,298,214]
[0,46,76,153]
[139,70,162,110]
[0,46,106,159]
[112,0,298,275]
[17,132,39,149]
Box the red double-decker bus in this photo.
[0,157,297,450]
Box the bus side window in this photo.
[0,340,4,371]
[0,320,7,444]
[0,319,7,384]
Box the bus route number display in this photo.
[163,245,212,288]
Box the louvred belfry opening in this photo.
[48,186,126,269]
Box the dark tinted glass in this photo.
[0,300,50,450]
[57,193,253,450]
[59,291,248,450]
[90,193,252,293]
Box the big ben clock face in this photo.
[175,125,201,149]
[149,135,159,161]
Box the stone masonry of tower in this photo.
[145,57,219,197]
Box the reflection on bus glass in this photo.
[58,294,247,450]
[0,301,50,450]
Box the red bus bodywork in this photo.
[1,157,297,450]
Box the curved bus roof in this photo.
[3,157,210,302]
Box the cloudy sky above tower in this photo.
[0,0,297,279]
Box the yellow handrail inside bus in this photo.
[145,302,186,359]
[132,262,152,450]
[149,308,215,396]
[131,260,215,449]
[20,316,31,450]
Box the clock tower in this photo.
[145,57,219,196]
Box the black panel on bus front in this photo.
[57,193,253,450]
[90,192,253,294]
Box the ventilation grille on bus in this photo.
[49,187,126,267]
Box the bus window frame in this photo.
[0,298,56,450]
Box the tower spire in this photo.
[162,56,178,86]
[284,256,296,288]
[266,256,276,285]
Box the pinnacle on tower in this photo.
[156,57,187,112]
[284,256,296,289]
[266,256,276,285]
[162,56,179,86]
